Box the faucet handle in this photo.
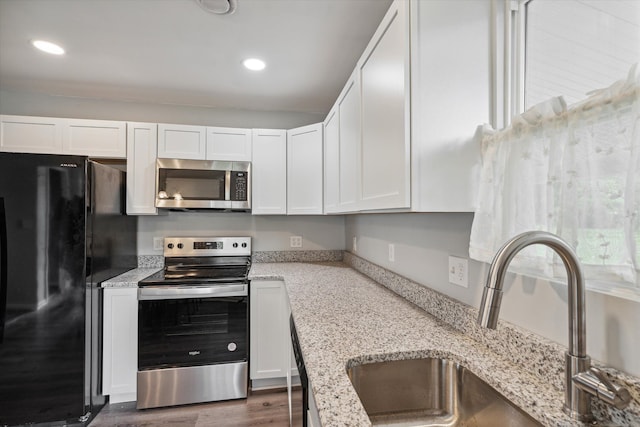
[573,367,632,410]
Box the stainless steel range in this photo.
[136,236,251,409]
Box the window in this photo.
[472,0,640,300]
[523,0,640,109]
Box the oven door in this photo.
[137,285,248,371]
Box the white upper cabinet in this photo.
[287,123,323,215]
[322,0,410,214]
[206,127,252,161]
[323,107,339,214]
[157,124,252,161]
[126,122,158,215]
[337,72,362,213]
[1,115,126,158]
[252,129,287,215]
[358,0,410,210]
[409,0,488,212]
[63,119,126,158]
[0,115,63,154]
[157,124,206,159]
[322,0,488,213]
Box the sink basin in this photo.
[347,357,543,427]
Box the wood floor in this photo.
[89,388,303,427]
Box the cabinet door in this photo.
[206,127,252,161]
[0,115,63,154]
[250,281,288,380]
[127,122,158,215]
[323,108,340,214]
[63,119,127,158]
[337,74,361,212]
[287,123,323,215]
[409,0,488,212]
[157,124,206,159]
[251,129,287,215]
[358,0,410,210]
[102,288,138,403]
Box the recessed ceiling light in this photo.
[196,0,237,15]
[32,40,65,55]
[243,58,266,71]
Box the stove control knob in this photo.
[233,242,238,248]
[241,243,247,248]
[167,243,174,249]
[177,243,184,249]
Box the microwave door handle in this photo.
[0,197,7,344]
[225,170,231,201]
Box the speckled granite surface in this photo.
[252,250,343,263]
[249,261,640,427]
[101,268,160,288]
[137,255,164,268]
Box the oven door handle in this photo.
[138,284,248,300]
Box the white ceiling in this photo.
[0,0,393,115]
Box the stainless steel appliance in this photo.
[290,315,309,427]
[0,153,137,426]
[137,236,251,409]
[155,158,250,211]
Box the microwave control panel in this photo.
[230,171,248,201]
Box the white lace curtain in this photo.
[469,66,640,298]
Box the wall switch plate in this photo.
[290,235,303,248]
[353,236,357,252]
[153,237,164,251]
[448,256,468,288]
[388,243,395,262]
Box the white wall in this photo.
[138,212,345,254]
[345,213,640,377]
[0,89,324,129]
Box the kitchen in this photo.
[0,0,639,426]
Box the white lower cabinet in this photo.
[250,280,298,389]
[102,288,137,403]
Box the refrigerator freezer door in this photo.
[0,152,89,426]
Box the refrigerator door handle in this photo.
[0,197,7,344]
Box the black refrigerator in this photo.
[0,152,137,426]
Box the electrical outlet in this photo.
[448,256,468,288]
[388,243,395,262]
[353,236,357,252]
[153,237,164,251]
[290,235,303,248]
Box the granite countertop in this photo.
[101,267,160,288]
[249,261,634,427]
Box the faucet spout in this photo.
[477,231,586,357]
[476,231,630,421]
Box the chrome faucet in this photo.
[477,231,631,421]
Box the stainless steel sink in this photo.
[347,358,543,427]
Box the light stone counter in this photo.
[249,260,640,427]
[101,268,160,288]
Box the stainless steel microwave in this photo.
[155,158,251,211]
